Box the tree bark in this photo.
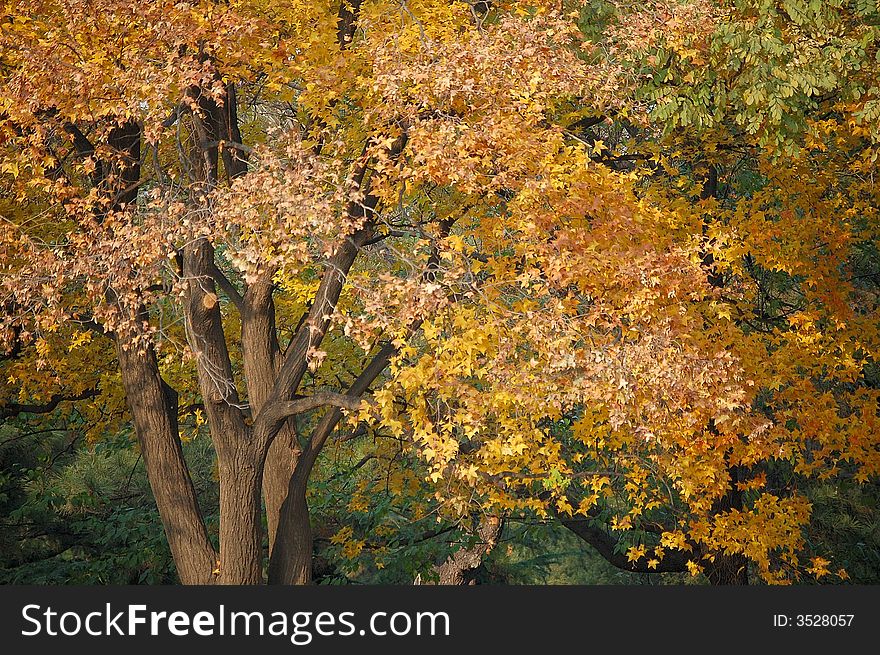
[184,237,263,584]
[262,429,302,555]
[97,118,217,585]
[266,466,313,585]
[239,277,302,556]
[433,516,502,585]
[114,331,217,584]
[216,447,264,584]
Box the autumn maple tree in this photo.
[1,0,878,586]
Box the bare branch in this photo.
[207,259,244,311]
[1,388,99,419]
[267,391,364,422]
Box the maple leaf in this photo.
[627,544,647,562]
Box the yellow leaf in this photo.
[626,544,646,562]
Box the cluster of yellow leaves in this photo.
[329,525,366,560]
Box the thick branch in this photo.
[566,115,606,132]
[302,341,396,460]
[337,0,364,47]
[1,388,99,419]
[266,391,364,423]
[207,258,244,311]
[253,226,373,441]
[219,83,249,180]
[288,212,456,461]
[202,139,253,155]
[431,516,502,585]
[61,122,97,158]
[182,239,249,442]
[263,131,409,585]
[559,515,691,574]
[253,135,407,445]
[61,122,102,189]
[266,324,400,586]
[162,103,185,128]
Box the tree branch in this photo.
[207,259,244,311]
[362,229,407,247]
[558,514,690,574]
[566,115,606,132]
[62,121,96,158]
[255,131,409,444]
[162,103,185,128]
[203,139,253,156]
[266,391,364,422]
[303,340,397,459]
[1,388,99,419]
[337,0,365,48]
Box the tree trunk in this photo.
[705,554,749,585]
[100,118,218,585]
[433,516,502,585]
[216,448,264,584]
[114,332,217,584]
[239,277,301,555]
[262,432,301,555]
[704,466,750,585]
[258,229,372,584]
[266,468,313,585]
[266,342,400,584]
[184,238,265,584]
